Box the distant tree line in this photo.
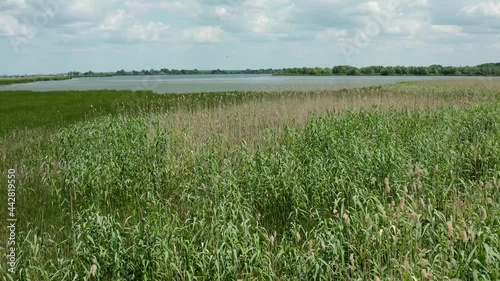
[277,63,500,76]
[66,63,500,77]
[68,68,278,77]
[67,71,114,77]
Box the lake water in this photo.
[0,74,466,94]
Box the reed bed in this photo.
[0,82,498,280]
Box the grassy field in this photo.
[0,76,72,86]
[0,80,499,280]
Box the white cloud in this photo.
[122,0,151,13]
[98,10,131,31]
[463,2,500,17]
[250,15,270,34]
[361,1,382,13]
[1,0,27,8]
[182,26,223,43]
[386,20,423,35]
[214,6,228,18]
[127,22,170,41]
[123,0,201,17]
[409,0,429,8]
[0,0,498,74]
[431,25,462,34]
[65,0,118,20]
[316,28,348,42]
[201,1,296,40]
[0,15,33,37]
[243,0,291,10]
[247,4,295,36]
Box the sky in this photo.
[0,0,499,75]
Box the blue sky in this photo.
[0,0,499,75]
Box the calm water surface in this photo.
[0,74,467,93]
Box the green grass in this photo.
[0,82,498,280]
[0,90,160,136]
[0,76,72,86]
[0,90,277,137]
[1,82,497,137]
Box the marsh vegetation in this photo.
[0,76,72,86]
[0,80,499,280]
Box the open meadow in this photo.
[0,80,499,280]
